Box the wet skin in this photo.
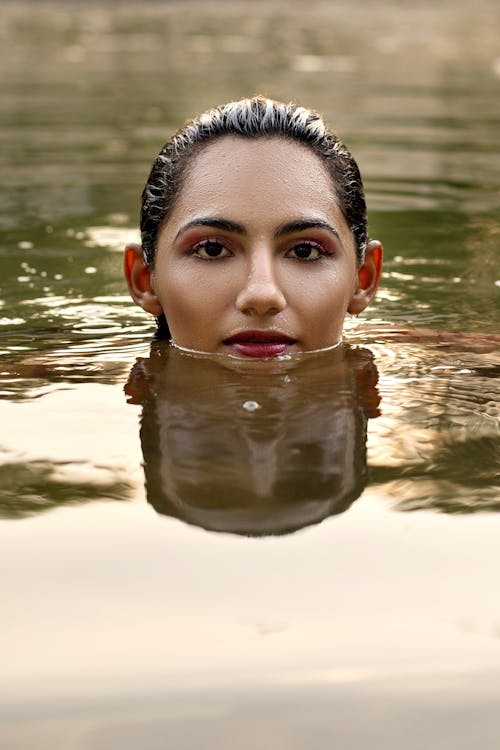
[125,136,382,357]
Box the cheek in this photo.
[291,266,354,313]
[158,264,233,324]
[310,294,345,330]
[293,269,355,339]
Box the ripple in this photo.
[366,330,499,513]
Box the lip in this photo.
[223,330,297,359]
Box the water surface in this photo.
[1,2,500,748]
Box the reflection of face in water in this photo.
[125,344,380,536]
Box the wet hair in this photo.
[140,96,368,335]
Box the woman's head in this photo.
[125,96,382,354]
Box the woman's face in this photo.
[146,137,376,357]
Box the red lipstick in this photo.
[224,330,297,358]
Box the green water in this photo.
[1,2,499,748]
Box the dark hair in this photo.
[141,96,368,267]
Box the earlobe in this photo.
[347,240,383,315]
[123,243,163,316]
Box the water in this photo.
[1,2,500,748]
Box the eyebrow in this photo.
[175,217,247,241]
[175,216,340,241]
[274,219,340,239]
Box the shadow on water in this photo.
[125,343,380,536]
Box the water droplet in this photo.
[18,241,33,250]
[85,266,97,274]
[242,401,261,412]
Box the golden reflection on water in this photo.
[1,331,498,523]
[361,331,500,513]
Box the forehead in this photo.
[167,136,343,228]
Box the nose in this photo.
[235,250,286,316]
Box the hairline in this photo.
[149,132,358,267]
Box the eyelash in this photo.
[286,241,326,261]
[191,239,231,260]
[189,238,329,261]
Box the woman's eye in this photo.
[287,242,323,261]
[192,239,231,260]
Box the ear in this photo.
[124,243,163,316]
[347,240,383,315]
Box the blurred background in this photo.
[1,0,500,352]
